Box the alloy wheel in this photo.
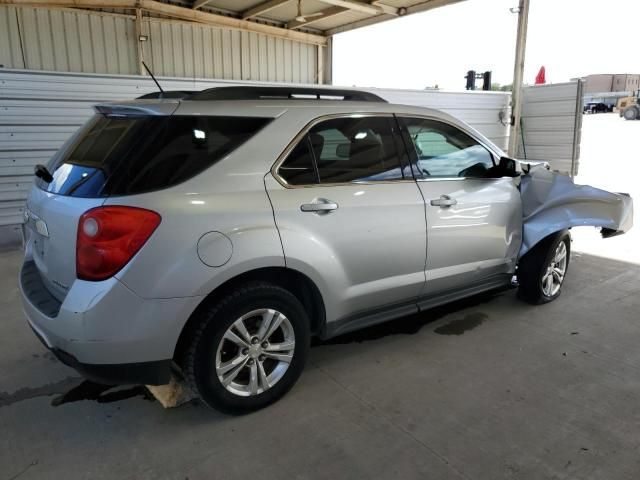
[541,240,567,297]
[215,308,296,397]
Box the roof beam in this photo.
[315,0,397,16]
[287,6,348,29]
[369,1,398,15]
[192,0,212,10]
[325,0,463,35]
[242,0,290,19]
[0,0,327,44]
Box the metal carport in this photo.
[0,0,536,241]
[0,0,529,117]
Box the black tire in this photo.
[185,282,310,414]
[623,106,639,121]
[517,230,571,305]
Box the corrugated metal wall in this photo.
[0,69,512,228]
[142,19,317,83]
[0,5,318,83]
[518,81,583,176]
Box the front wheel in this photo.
[517,231,570,305]
[623,106,639,120]
[185,283,310,414]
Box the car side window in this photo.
[400,117,495,179]
[311,117,404,184]
[278,136,319,185]
[278,116,406,185]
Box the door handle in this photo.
[300,200,338,213]
[430,195,457,207]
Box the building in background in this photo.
[581,73,640,93]
[612,74,640,92]
[583,74,614,94]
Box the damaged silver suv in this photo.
[20,86,633,413]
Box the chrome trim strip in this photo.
[416,177,502,183]
[417,177,467,182]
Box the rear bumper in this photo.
[20,258,203,385]
[27,322,171,385]
[55,349,171,385]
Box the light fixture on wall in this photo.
[139,35,149,42]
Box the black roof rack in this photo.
[137,91,195,99]
[187,86,387,103]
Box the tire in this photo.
[517,230,571,305]
[623,106,639,120]
[185,282,310,414]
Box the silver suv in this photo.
[20,86,633,413]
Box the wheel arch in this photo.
[173,266,326,364]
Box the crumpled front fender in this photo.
[519,168,633,257]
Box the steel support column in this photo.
[507,0,530,157]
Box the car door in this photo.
[265,114,427,326]
[397,116,522,297]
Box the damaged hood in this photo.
[519,168,634,256]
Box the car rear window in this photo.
[38,114,272,197]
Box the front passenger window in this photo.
[401,118,495,179]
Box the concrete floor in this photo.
[2,113,640,479]
[2,249,640,479]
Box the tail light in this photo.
[77,206,161,281]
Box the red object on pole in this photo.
[535,66,546,85]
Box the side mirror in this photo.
[497,156,519,177]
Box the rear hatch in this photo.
[26,102,272,303]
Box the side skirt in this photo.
[321,274,512,340]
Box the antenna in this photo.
[142,61,164,99]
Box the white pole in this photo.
[135,9,145,76]
[507,0,531,157]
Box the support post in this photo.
[321,36,333,85]
[134,8,145,75]
[317,44,324,85]
[507,0,530,158]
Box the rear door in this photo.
[398,116,522,297]
[265,114,427,323]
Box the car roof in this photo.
[92,97,504,157]
[97,98,446,115]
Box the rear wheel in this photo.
[185,283,310,414]
[517,231,570,305]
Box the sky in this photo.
[333,0,639,91]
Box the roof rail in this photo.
[187,86,387,103]
[137,91,195,99]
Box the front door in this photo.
[398,116,522,296]
[265,114,427,324]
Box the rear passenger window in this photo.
[39,115,272,197]
[278,116,405,185]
